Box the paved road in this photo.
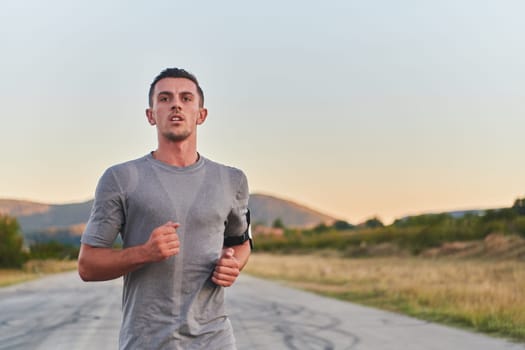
[0,272,523,350]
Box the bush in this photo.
[0,215,27,268]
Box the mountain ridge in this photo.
[0,194,338,244]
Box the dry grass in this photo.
[244,253,525,341]
[0,260,78,287]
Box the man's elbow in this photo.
[77,256,93,281]
[77,245,96,281]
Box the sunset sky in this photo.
[1,0,524,224]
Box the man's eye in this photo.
[183,96,192,102]
[159,96,168,102]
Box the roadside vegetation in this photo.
[247,197,525,342]
[244,254,525,341]
[0,214,78,287]
[254,198,525,256]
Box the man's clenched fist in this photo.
[212,248,240,287]
[144,221,180,262]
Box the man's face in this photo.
[146,77,207,143]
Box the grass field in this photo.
[244,253,525,342]
[0,260,78,287]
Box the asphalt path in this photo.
[0,271,523,350]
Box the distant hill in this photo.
[446,209,486,218]
[15,201,94,232]
[0,200,50,217]
[397,209,492,223]
[1,195,518,250]
[0,194,337,245]
[249,194,336,228]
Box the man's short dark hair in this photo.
[148,68,204,107]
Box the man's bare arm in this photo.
[78,222,180,281]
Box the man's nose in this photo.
[171,101,181,110]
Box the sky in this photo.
[1,0,524,224]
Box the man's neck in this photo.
[152,143,199,167]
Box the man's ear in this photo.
[146,108,156,125]
[196,108,208,125]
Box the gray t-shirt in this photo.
[81,153,249,350]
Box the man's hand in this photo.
[78,221,181,282]
[212,248,240,287]
[143,221,180,261]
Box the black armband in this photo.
[224,210,253,249]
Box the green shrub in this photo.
[0,215,27,268]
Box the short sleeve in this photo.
[81,167,126,248]
[224,170,251,247]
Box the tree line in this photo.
[0,215,79,268]
[254,198,525,255]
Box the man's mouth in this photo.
[170,115,183,122]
